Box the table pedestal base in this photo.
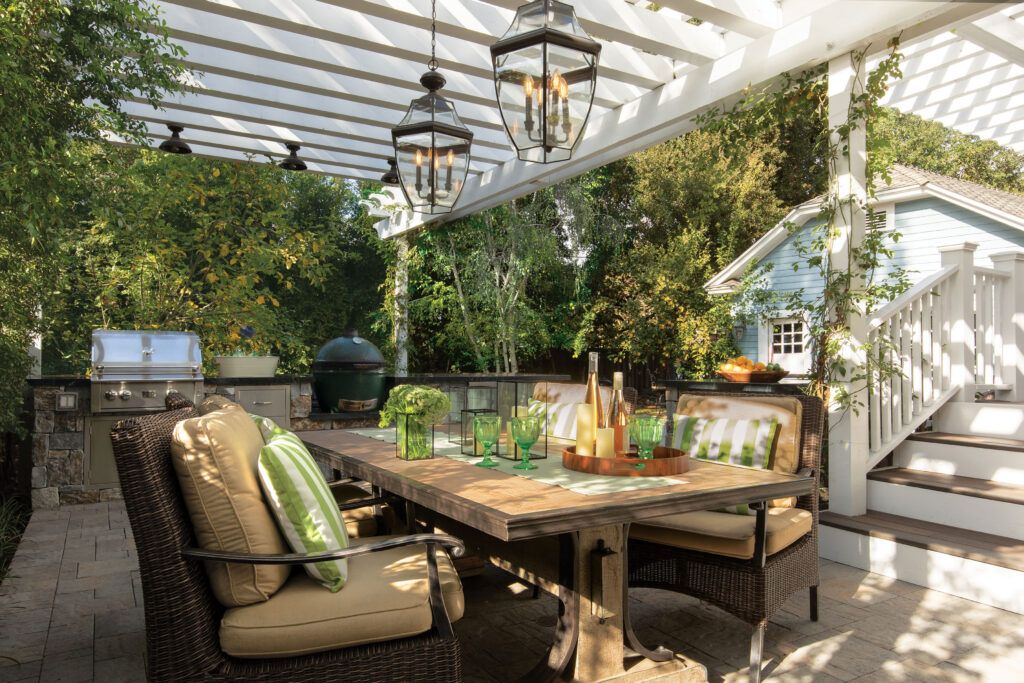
[423,512,707,682]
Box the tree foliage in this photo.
[0,1,186,433]
[45,148,383,375]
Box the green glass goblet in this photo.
[473,415,501,468]
[628,415,665,471]
[510,416,542,470]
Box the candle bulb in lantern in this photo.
[445,149,454,191]
[414,148,423,192]
[523,75,534,132]
[560,79,570,135]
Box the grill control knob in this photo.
[119,390,133,401]
[104,390,118,401]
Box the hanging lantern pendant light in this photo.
[391,0,473,214]
[491,0,601,164]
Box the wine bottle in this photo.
[609,372,628,453]
[584,351,606,426]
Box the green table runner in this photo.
[347,428,687,496]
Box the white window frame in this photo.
[759,310,812,375]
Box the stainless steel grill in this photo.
[90,330,203,413]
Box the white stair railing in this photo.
[973,266,1010,390]
[865,264,961,468]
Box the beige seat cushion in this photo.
[220,535,465,658]
[331,483,380,538]
[631,508,812,560]
[171,404,290,607]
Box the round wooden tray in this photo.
[717,370,789,384]
[561,446,689,477]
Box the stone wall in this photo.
[30,385,90,510]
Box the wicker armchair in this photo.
[110,404,464,682]
[628,390,824,683]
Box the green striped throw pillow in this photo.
[673,415,780,515]
[250,414,279,443]
[258,429,350,591]
[528,398,581,440]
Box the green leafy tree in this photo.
[46,149,379,375]
[0,0,186,433]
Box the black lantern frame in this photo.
[491,0,601,164]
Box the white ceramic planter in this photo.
[215,355,279,378]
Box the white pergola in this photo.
[131,1,1020,241]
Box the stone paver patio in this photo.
[2,502,1023,682]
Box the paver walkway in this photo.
[2,502,1023,682]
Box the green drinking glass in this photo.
[628,415,665,470]
[510,416,542,470]
[473,415,502,468]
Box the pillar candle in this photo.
[576,403,594,456]
[595,428,615,459]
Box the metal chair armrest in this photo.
[181,533,465,565]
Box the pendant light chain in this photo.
[427,0,438,71]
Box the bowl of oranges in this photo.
[717,356,789,384]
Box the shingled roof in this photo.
[881,164,1024,222]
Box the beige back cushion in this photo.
[198,393,237,415]
[676,394,803,474]
[533,382,612,405]
[171,404,290,607]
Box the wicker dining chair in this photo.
[628,390,824,683]
[110,402,465,682]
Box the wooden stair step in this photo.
[867,467,1024,506]
[820,509,1024,572]
[906,431,1024,453]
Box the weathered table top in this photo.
[302,429,814,542]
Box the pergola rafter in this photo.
[376,0,1011,238]
[121,1,1019,215]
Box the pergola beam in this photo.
[474,0,736,64]
[161,0,675,91]
[959,14,1024,69]
[651,0,780,38]
[377,0,1010,239]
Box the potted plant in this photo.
[215,326,280,378]
[379,385,451,460]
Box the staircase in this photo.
[823,401,1024,615]
[821,245,1024,615]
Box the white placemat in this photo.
[347,428,687,495]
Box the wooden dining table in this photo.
[302,429,815,683]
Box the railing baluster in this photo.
[912,297,923,415]
[901,306,913,426]
[941,278,952,391]
[890,316,902,434]
[869,328,881,452]
[993,275,1004,387]
[922,290,934,406]
[880,318,892,447]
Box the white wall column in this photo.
[991,250,1024,400]
[941,243,978,402]
[826,52,869,517]
[393,235,411,378]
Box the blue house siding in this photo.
[742,197,1024,364]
